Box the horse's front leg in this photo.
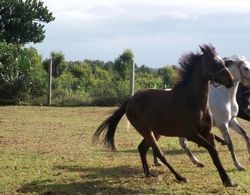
[214,135,227,145]
[199,110,215,147]
[229,117,250,153]
[188,133,236,187]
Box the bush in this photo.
[90,80,130,106]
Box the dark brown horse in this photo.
[237,83,250,120]
[93,44,236,187]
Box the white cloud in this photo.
[43,0,250,22]
[41,0,250,36]
[35,0,250,67]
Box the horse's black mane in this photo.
[175,44,216,87]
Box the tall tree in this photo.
[114,49,134,80]
[43,51,67,77]
[0,0,55,44]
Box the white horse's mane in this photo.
[228,55,248,63]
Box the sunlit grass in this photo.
[0,106,249,194]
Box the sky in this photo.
[31,0,250,68]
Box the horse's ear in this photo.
[199,44,214,55]
[224,59,234,67]
[199,45,207,55]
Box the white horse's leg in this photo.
[153,149,163,166]
[153,137,205,167]
[179,137,205,167]
[218,124,245,171]
[229,118,250,153]
[153,134,163,166]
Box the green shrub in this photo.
[0,42,46,104]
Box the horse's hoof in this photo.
[196,162,205,168]
[236,165,246,171]
[223,180,238,187]
[154,161,163,166]
[220,141,227,146]
[176,175,187,183]
[146,172,157,177]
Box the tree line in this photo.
[0,45,177,106]
[0,0,177,106]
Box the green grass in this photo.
[0,106,250,194]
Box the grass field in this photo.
[0,106,250,194]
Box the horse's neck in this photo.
[209,81,239,119]
[186,63,209,111]
[212,79,238,97]
[228,81,239,102]
[228,65,240,102]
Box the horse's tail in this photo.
[93,99,129,151]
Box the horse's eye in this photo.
[244,67,249,71]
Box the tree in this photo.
[114,49,134,80]
[158,65,177,88]
[103,61,115,72]
[0,0,55,44]
[0,42,46,103]
[25,47,47,97]
[0,42,25,102]
[137,65,151,74]
[43,51,67,77]
[135,71,162,90]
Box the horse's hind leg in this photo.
[189,133,236,187]
[146,132,186,182]
[229,118,250,153]
[218,123,245,171]
[179,137,204,167]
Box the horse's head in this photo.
[224,56,250,87]
[200,44,234,88]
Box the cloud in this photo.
[43,0,250,23]
[42,0,250,38]
[35,0,250,67]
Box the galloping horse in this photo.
[154,56,250,170]
[93,44,235,186]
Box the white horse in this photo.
[154,56,250,170]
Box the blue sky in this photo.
[31,0,250,68]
